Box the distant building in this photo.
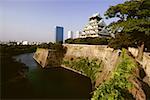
[55,26,64,43]
[17,41,20,45]
[67,31,73,39]
[22,41,28,45]
[75,31,81,38]
[80,13,110,38]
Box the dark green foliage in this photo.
[65,37,109,45]
[63,58,101,83]
[1,53,27,83]
[144,36,150,51]
[38,42,54,49]
[38,42,67,53]
[65,38,74,44]
[105,0,150,50]
[0,44,38,86]
[92,49,136,100]
[108,33,136,49]
[0,45,34,98]
[0,44,37,56]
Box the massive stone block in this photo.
[128,47,150,83]
[33,48,49,68]
[33,48,61,68]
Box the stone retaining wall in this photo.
[63,44,120,86]
[128,47,150,82]
[33,44,120,86]
[33,48,49,68]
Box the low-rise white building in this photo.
[22,41,28,45]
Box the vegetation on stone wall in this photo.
[63,58,102,83]
[92,49,136,100]
[65,37,109,45]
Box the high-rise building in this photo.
[67,31,73,39]
[55,26,64,43]
[80,13,110,38]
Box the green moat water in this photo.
[11,53,92,99]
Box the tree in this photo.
[65,37,109,45]
[108,33,136,49]
[105,0,150,60]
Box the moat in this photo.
[13,53,92,99]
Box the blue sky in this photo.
[0,0,124,42]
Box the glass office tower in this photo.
[55,26,64,43]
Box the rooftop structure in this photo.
[80,13,110,38]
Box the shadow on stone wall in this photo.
[46,44,67,68]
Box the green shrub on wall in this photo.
[63,58,102,83]
[92,49,136,100]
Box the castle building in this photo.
[79,13,110,38]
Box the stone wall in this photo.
[33,45,119,86]
[128,47,150,82]
[63,44,120,86]
[33,48,49,68]
[128,47,139,57]
[63,44,114,60]
[33,45,150,99]
[33,44,119,86]
[33,48,65,68]
[143,53,150,76]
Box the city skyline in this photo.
[0,0,124,42]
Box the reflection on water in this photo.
[13,53,92,99]
[14,53,37,70]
